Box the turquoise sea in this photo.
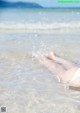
[0,9,80,113]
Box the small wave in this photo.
[0,21,80,32]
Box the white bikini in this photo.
[57,68,80,83]
[70,68,80,82]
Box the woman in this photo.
[38,52,80,88]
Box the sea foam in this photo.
[0,21,80,33]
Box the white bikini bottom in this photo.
[56,68,80,83]
[70,68,80,82]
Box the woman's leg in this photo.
[38,55,66,81]
[47,52,77,69]
[38,55,79,83]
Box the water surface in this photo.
[0,9,80,113]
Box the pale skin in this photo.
[38,52,80,87]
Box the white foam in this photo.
[0,21,80,32]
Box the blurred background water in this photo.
[0,9,80,113]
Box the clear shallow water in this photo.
[0,9,80,113]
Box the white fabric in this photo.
[70,68,80,82]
